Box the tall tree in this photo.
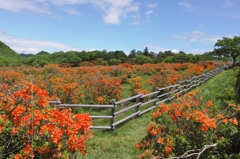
[128,49,136,58]
[214,36,240,66]
[143,47,149,56]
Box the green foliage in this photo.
[214,36,240,66]
[143,47,149,56]
[134,55,153,64]
[108,58,122,65]
[135,67,240,158]
[0,41,24,66]
[97,58,108,66]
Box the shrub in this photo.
[136,90,240,158]
[0,83,93,158]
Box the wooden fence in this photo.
[49,65,227,130]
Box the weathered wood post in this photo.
[53,98,61,108]
[110,99,116,130]
[153,88,159,106]
[135,93,142,114]
[168,84,173,102]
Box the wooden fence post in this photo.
[54,98,61,108]
[153,88,159,106]
[168,84,173,102]
[110,99,116,130]
[135,93,142,114]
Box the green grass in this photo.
[74,113,151,159]
[192,67,239,108]
[72,67,240,159]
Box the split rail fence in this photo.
[49,65,227,130]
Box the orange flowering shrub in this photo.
[0,83,93,158]
[136,90,239,158]
[147,67,181,90]
[0,62,223,105]
[129,76,148,96]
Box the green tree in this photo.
[128,49,136,58]
[69,56,82,67]
[143,47,149,56]
[108,58,122,65]
[157,50,175,62]
[173,52,189,63]
[114,50,127,61]
[39,60,49,67]
[214,36,240,66]
[96,58,108,65]
[163,56,174,63]
[134,55,152,64]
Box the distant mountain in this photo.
[0,41,24,66]
[20,53,34,57]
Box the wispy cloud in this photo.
[178,2,192,8]
[58,6,82,15]
[147,3,158,8]
[145,10,153,15]
[0,0,51,14]
[0,31,80,54]
[0,0,140,25]
[188,48,205,54]
[222,0,233,8]
[143,44,180,53]
[175,30,220,45]
[92,0,139,25]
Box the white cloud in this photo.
[171,49,180,53]
[143,44,179,53]
[188,48,205,54]
[0,0,51,14]
[59,7,82,15]
[0,0,140,25]
[222,0,233,8]
[175,30,220,45]
[145,10,153,15]
[178,2,192,8]
[0,31,80,54]
[147,3,158,8]
[93,0,139,24]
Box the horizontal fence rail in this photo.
[49,65,228,130]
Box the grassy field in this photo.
[73,67,240,159]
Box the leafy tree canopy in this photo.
[214,36,240,66]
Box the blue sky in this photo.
[0,0,239,55]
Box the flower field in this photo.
[0,61,223,105]
[1,61,233,158]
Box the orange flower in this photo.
[157,138,164,144]
[96,96,104,104]
[217,114,224,119]
[228,103,236,107]
[135,144,140,150]
[165,146,172,154]
[150,129,158,136]
[222,119,228,124]
[229,117,238,125]
[205,100,214,107]
[11,127,18,135]
[200,124,208,132]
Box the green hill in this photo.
[0,41,24,66]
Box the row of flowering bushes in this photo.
[0,83,93,158]
[136,89,240,158]
[0,61,225,104]
[0,61,228,158]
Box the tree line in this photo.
[1,36,240,67]
[18,48,225,67]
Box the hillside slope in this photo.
[0,41,24,66]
